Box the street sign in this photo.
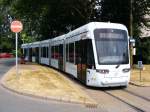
[10,20,23,76]
[138,61,143,69]
[10,20,23,33]
[138,61,143,82]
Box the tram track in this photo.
[66,75,150,112]
[123,89,150,102]
[104,89,150,112]
[104,91,144,112]
[73,81,149,112]
[70,80,150,112]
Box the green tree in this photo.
[1,0,150,63]
[100,0,150,37]
[0,0,15,53]
[1,0,98,40]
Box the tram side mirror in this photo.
[129,38,135,47]
[129,37,136,55]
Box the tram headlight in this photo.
[122,68,130,73]
[96,69,109,74]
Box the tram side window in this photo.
[42,47,44,57]
[75,41,81,64]
[29,48,32,61]
[59,44,63,58]
[41,47,43,57]
[43,47,46,58]
[66,44,69,62]
[48,47,49,58]
[29,48,32,57]
[46,47,49,58]
[51,46,55,58]
[32,48,36,57]
[24,49,27,56]
[75,39,95,68]
[69,43,75,63]
[35,47,39,57]
[54,46,59,59]
[86,40,95,69]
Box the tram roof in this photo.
[30,41,40,48]
[50,34,66,45]
[65,22,128,39]
[91,22,128,31]
[22,22,128,47]
[21,43,29,48]
[40,39,51,44]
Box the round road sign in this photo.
[10,20,23,33]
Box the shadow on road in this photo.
[0,58,15,76]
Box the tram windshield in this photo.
[94,29,129,65]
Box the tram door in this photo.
[59,44,63,71]
[77,40,87,83]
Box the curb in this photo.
[0,81,97,108]
[129,82,150,87]
[0,67,97,108]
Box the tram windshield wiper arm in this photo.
[116,64,120,69]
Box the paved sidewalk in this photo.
[0,64,97,107]
[130,65,150,87]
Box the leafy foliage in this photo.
[13,0,99,39]
[0,0,150,63]
[100,0,150,37]
[134,37,150,64]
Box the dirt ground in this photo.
[131,65,150,86]
[1,64,97,106]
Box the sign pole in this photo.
[10,20,23,76]
[139,65,142,82]
[16,33,18,76]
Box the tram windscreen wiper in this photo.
[116,64,120,69]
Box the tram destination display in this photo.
[94,29,127,40]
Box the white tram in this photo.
[22,22,131,87]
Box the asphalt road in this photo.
[1,58,150,112]
[0,58,15,78]
[0,58,101,112]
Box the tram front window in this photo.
[94,29,129,65]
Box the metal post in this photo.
[139,39,142,82]
[130,0,133,37]
[23,36,24,54]
[140,69,141,82]
[16,33,18,76]
[130,0,134,66]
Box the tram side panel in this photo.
[76,39,95,84]
[64,37,95,84]
[65,40,77,78]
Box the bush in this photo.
[11,49,22,57]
